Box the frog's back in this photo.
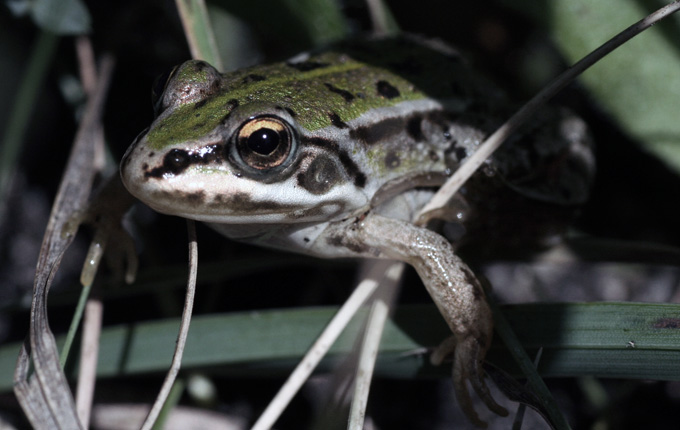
[121,36,593,255]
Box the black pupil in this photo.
[248,128,280,155]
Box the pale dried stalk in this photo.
[250,261,399,430]
[174,0,223,70]
[73,35,106,429]
[347,263,404,430]
[75,297,103,428]
[140,220,198,430]
[365,0,395,36]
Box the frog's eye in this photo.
[235,116,295,170]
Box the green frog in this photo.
[120,36,594,425]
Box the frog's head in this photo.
[121,60,370,224]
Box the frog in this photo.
[120,35,594,426]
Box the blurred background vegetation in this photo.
[1,0,680,428]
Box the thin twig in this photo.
[75,296,103,428]
[141,220,198,430]
[76,36,97,96]
[348,263,404,430]
[251,262,395,430]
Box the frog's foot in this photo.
[432,335,508,427]
[81,219,138,286]
[79,175,139,286]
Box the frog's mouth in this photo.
[140,184,358,224]
[122,154,368,225]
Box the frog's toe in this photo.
[436,335,508,426]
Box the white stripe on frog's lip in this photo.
[126,167,371,224]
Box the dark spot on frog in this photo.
[149,189,175,202]
[339,151,366,187]
[350,117,404,145]
[376,80,400,99]
[303,237,310,243]
[242,74,266,84]
[654,318,680,329]
[297,155,343,195]
[328,112,348,129]
[305,137,366,188]
[148,152,155,157]
[287,60,329,72]
[326,233,369,254]
[226,99,239,110]
[284,107,297,117]
[161,149,190,175]
[455,147,467,161]
[213,191,293,212]
[406,115,423,141]
[185,191,207,204]
[145,144,224,178]
[192,122,207,131]
[324,83,355,102]
[220,99,240,124]
[194,99,208,109]
[385,151,400,169]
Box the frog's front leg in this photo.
[330,213,508,426]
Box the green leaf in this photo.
[1,302,680,392]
